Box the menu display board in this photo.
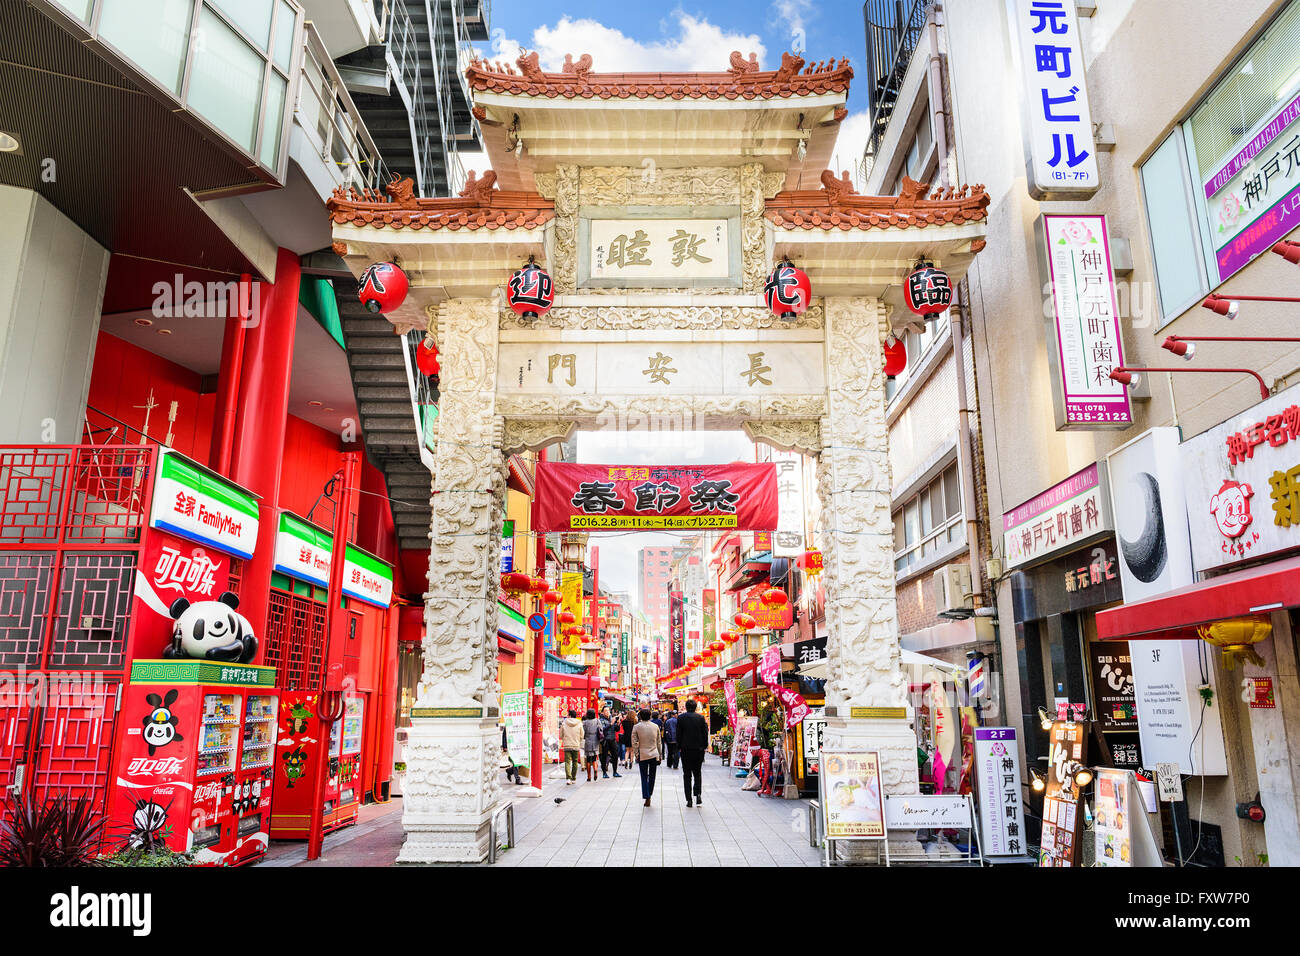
[821,751,886,839]
[1040,721,1088,867]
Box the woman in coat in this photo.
[631,709,663,807]
[581,708,601,782]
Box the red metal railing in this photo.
[0,442,155,819]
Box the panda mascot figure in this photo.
[164,591,259,664]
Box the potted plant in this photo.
[0,792,106,867]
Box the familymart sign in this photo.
[272,511,393,607]
[149,450,259,558]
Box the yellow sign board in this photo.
[849,707,908,719]
[560,571,584,657]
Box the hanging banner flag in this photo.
[758,645,781,686]
[774,684,811,729]
[534,462,778,531]
[724,679,738,728]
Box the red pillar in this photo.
[229,248,301,648]
[529,449,548,789]
[209,274,251,473]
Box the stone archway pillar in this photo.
[816,296,921,797]
[398,298,505,864]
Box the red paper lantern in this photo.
[761,587,788,608]
[527,577,550,595]
[415,338,440,376]
[543,589,563,607]
[764,262,812,319]
[500,571,531,594]
[904,261,952,318]
[709,640,725,653]
[358,261,409,314]
[506,261,554,318]
[558,610,576,625]
[883,335,907,378]
[734,612,757,630]
[722,631,739,644]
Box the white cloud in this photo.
[829,111,873,192]
[476,11,766,77]
[769,0,815,55]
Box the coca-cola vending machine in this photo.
[108,659,279,865]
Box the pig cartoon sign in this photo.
[1209,479,1253,539]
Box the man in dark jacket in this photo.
[599,707,622,778]
[676,699,710,807]
[664,711,680,769]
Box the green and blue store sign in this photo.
[148,450,259,558]
[273,511,394,608]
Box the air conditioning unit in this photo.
[934,564,974,619]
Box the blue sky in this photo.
[471,0,872,177]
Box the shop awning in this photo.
[725,659,757,679]
[1096,554,1300,641]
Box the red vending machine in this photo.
[109,659,279,866]
[269,690,363,837]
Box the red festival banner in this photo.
[534,462,778,531]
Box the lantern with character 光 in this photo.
[764,260,811,320]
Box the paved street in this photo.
[498,753,821,867]
[261,753,821,867]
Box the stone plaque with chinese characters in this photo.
[497,342,825,396]
[580,211,739,287]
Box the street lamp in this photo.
[1162,334,1300,364]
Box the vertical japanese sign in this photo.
[724,679,738,727]
[702,589,716,647]
[1011,0,1099,200]
[974,728,1025,857]
[669,591,685,670]
[1038,214,1131,430]
[771,450,807,557]
[1040,721,1087,866]
[560,571,584,658]
[1203,91,1300,281]
[502,690,530,768]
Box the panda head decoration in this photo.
[164,591,259,664]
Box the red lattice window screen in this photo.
[48,553,135,669]
[0,449,69,545]
[0,552,54,668]
[30,679,119,812]
[264,590,327,692]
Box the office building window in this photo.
[1139,1,1300,323]
[892,462,964,574]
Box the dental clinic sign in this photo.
[1003,462,1114,570]
[1011,0,1100,200]
[149,450,258,558]
[1038,213,1132,430]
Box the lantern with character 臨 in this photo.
[904,260,952,319]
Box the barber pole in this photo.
[968,653,987,700]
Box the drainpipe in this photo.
[928,4,982,607]
[926,6,949,189]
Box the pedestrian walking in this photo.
[620,711,635,769]
[632,708,662,807]
[560,709,583,785]
[676,699,710,807]
[582,708,601,781]
[599,707,622,778]
[652,710,666,763]
[664,710,679,769]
